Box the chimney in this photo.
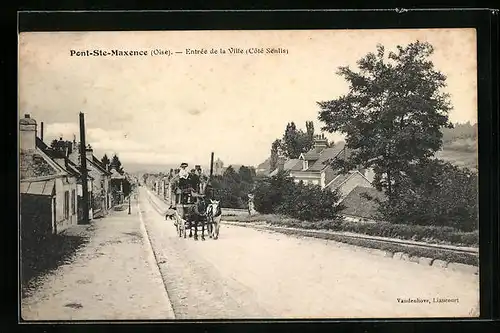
[40,122,44,142]
[85,144,94,161]
[20,114,37,151]
[313,134,328,152]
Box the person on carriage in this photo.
[188,168,201,193]
[175,163,192,203]
[178,163,189,188]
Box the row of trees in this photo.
[210,165,257,209]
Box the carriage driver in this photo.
[178,163,189,189]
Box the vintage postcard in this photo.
[19,28,479,320]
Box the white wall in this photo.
[54,176,78,233]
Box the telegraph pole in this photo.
[79,112,90,224]
[209,152,214,179]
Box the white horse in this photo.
[206,200,222,240]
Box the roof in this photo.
[269,159,301,176]
[306,142,347,172]
[302,152,321,160]
[340,186,387,219]
[87,157,111,175]
[20,179,55,196]
[111,168,126,179]
[20,149,65,180]
[326,173,351,189]
[35,137,81,178]
[65,159,82,177]
[92,156,112,175]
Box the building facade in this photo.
[20,114,79,237]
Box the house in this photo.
[268,134,377,201]
[110,166,127,205]
[66,142,112,217]
[20,114,79,238]
[35,137,94,223]
[339,185,387,222]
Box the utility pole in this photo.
[209,152,214,179]
[79,112,90,224]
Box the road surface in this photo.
[140,187,480,319]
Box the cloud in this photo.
[44,122,152,157]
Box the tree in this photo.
[223,165,238,180]
[253,170,344,221]
[101,154,110,169]
[304,120,315,151]
[318,41,453,201]
[110,154,124,174]
[270,139,282,171]
[238,165,254,183]
[378,160,478,231]
[281,121,317,159]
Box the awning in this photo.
[20,179,55,196]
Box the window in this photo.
[303,160,308,170]
[64,191,70,219]
[71,189,76,215]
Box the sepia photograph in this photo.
[19,28,479,320]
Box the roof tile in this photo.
[20,151,59,180]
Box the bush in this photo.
[253,171,296,214]
[253,171,344,221]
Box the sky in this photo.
[18,29,477,169]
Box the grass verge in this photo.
[222,213,478,247]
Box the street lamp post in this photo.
[128,194,131,215]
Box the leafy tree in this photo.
[378,160,478,231]
[303,120,315,151]
[281,121,317,159]
[318,41,453,201]
[253,170,296,214]
[238,165,254,183]
[270,139,282,171]
[253,170,344,221]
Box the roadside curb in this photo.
[137,199,176,319]
[222,221,479,275]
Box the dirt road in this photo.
[21,204,175,321]
[140,187,479,319]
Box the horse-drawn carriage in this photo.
[165,177,221,241]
